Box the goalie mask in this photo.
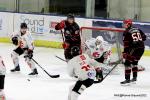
[95,36,104,46]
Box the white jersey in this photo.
[10,31,34,50]
[85,38,112,63]
[68,54,103,81]
[0,56,6,75]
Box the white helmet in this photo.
[96,36,104,45]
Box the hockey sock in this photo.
[132,66,138,78]
[125,68,131,80]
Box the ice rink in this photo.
[0,43,150,100]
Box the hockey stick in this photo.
[55,55,67,62]
[31,58,60,78]
[55,55,121,65]
[94,59,121,83]
[61,30,65,42]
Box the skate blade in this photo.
[10,71,20,74]
[121,83,131,86]
[131,81,136,84]
[28,74,38,77]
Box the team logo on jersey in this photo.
[87,71,96,78]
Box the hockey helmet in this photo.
[20,23,27,29]
[67,14,75,19]
[71,46,80,57]
[96,36,104,45]
[123,19,133,26]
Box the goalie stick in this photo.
[31,58,60,78]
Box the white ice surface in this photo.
[0,43,150,100]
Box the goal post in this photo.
[80,26,125,62]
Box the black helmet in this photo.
[71,46,80,57]
[20,23,27,29]
[67,14,75,19]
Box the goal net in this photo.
[80,27,125,74]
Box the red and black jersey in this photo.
[55,20,81,44]
[123,27,146,52]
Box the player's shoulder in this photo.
[73,21,79,25]
[73,22,80,28]
[26,31,31,34]
[13,30,20,34]
[11,31,21,37]
[129,27,140,33]
[86,38,96,44]
[24,31,32,37]
[103,41,110,46]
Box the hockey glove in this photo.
[55,20,65,30]
[12,37,18,45]
[62,42,70,49]
[27,49,33,59]
[96,68,103,83]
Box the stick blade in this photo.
[50,74,60,78]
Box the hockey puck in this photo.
[27,79,30,81]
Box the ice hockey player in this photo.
[85,36,112,64]
[67,46,103,100]
[0,56,6,100]
[120,19,146,85]
[10,23,38,75]
[55,14,81,61]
